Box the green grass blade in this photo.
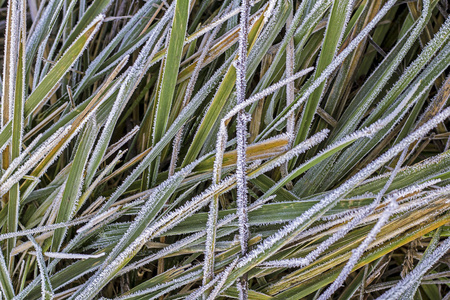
[151,0,190,146]
[24,15,104,118]
[51,119,98,252]
[295,0,354,146]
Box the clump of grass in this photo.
[0,0,449,299]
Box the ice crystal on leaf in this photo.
[28,235,53,300]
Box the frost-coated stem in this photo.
[285,12,295,142]
[0,126,71,197]
[184,3,246,44]
[114,270,202,300]
[261,182,438,268]
[186,273,222,300]
[2,0,20,127]
[235,0,251,298]
[236,111,250,297]
[0,133,42,184]
[202,178,223,292]
[280,11,296,185]
[206,259,239,300]
[223,67,314,124]
[42,252,105,260]
[202,24,233,290]
[0,216,90,241]
[236,0,250,254]
[28,235,53,299]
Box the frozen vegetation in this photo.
[0,0,449,299]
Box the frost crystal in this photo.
[0,132,43,183]
[285,12,295,145]
[235,0,251,254]
[76,207,120,233]
[250,129,329,178]
[232,1,252,298]
[0,126,71,197]
[263,0,278,23]
[205,259,239,299]
[43,252,105,259]
[185,274,221,300]
[2,0,21,127]
[115,270,202,300]
[28,235,53,300]
[0,216,90,242]
[223,67,314,123]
